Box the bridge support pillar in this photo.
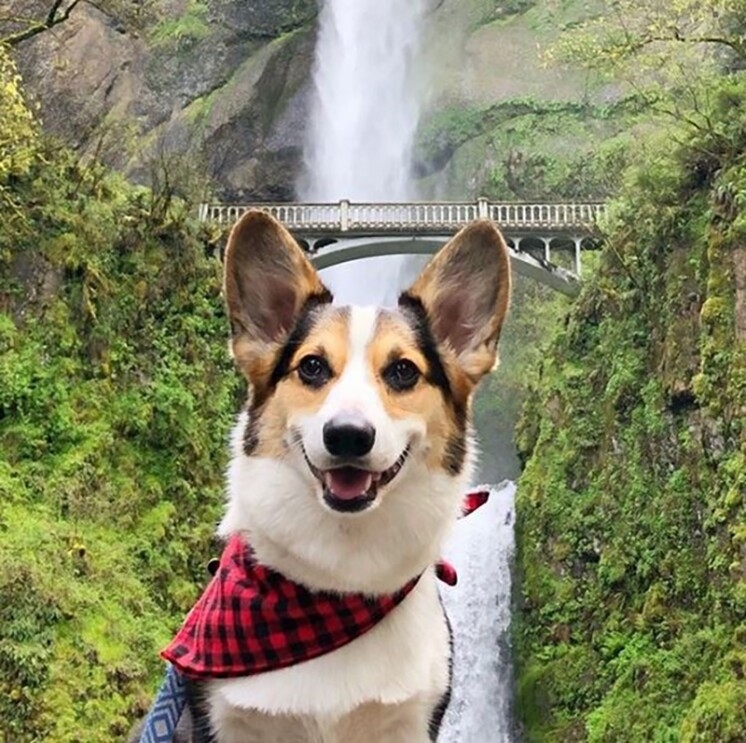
[542,237,551,263]
[573,237,582,276]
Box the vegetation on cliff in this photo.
[5,0,745,740]
[515,60,746,743]
[0,0,156,47]
[0,49,240,740]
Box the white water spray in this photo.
[301,3,516,739]
[301,0,426,201]
[440,483,517,742]
[300,0,429,304]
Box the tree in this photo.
[0,0,155,47]
[548,0,746,73]
[546,0,746,134]
[0,47,38,209]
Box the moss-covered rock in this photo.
[514,79,746,741]
[0,54,240,739]
[11,0,317,199]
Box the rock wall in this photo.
[13,0,317,199]
[11,0,624,202]
[514,85,746,741]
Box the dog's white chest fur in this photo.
[208,571,449,719]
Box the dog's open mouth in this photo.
[305,447,410,513]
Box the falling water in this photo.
[300,2,516,740]
[301,0,426,201]
[440,482,517,742]
[299,0,429,305]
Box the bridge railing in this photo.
[198,199,606,234]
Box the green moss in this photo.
[514,78,746,741]
[416,96,646,200]
[0,90,240,737]
[680,679,746,742]
[150,1,210,48]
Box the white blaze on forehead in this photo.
[320,306,379,415]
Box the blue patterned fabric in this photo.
[141,664,187,743]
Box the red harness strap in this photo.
[162,489,490,679]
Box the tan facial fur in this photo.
[369,311,471,472]
[245,307,351,460]
[223,209,511,491]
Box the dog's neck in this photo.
[219,450,470,595]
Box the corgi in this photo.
[151,210,510,742]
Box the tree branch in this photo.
[633,29,746,61]
[1,0,82,47]
[46,0,67,26]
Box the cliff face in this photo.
[12,0,623,202]
[1,49,242,738]
[13,0,317,200]
[514,83,746,741]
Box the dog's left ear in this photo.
[224,210,331,379]
[400,220,511,382]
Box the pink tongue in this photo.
[324,467,373,500]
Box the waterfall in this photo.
[299,0,429,305]
[300,3,516,740]
[439,482,517,743]
[301,0,426,201]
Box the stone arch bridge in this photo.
[198,199,606,297]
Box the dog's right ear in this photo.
[224,210,331,380]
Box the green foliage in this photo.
[680,677,746,742]
[514,74,746,741]
[416,96,646,201]
[546,0,746,136]
[485,104,638,201]
[416,104,494,171]
[548,0,746,74]
[0,48,39,208]
[150,0,210,48]
[0,88,240,739]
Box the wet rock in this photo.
[13,1,316,198]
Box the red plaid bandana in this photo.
[162,489,490,679]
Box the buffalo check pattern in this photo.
[162,534,419,679]
[162,490,490,679]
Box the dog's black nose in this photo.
[323,414,376,458]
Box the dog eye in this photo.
[298,355,332,387]
[383,359,420,391]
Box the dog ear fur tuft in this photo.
[400,220,511,382]
[224,210,331,376]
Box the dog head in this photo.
[223,210,510,517]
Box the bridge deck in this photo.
[198,199,606,235]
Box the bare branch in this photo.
[1,0,82,47]
[45,0,67,26]
[636,30,746,61]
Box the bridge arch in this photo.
[306,236,581,297]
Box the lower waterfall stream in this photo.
[439,482,517,743]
